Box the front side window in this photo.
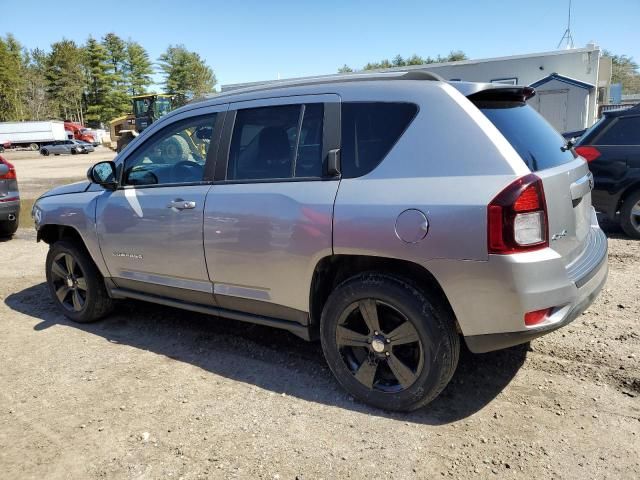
[123,114,216,186]
[227,103,325,181]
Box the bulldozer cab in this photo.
[133,94,173,132]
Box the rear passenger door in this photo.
[204,95,340,320]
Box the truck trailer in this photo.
[0,121,68,150]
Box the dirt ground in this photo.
[0,150,638,479]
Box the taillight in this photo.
[488,174,548,254]
[0,155,17,180]
[575,146,601,163]
[524,308,552,326]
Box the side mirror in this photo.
[88,161,118,190]
[0,164,9,176]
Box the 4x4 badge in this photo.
[551,230,568,241]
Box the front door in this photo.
[96,108,224,304]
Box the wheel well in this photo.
[309,255,457,330]
[617,183,640,214]
[38,224,85,248]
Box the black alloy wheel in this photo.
[335,299,423,392]
[49,251,88,312]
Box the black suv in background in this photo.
[575,104,640,238]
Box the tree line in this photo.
[0,33,216,126]
[338,50,468,73]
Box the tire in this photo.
[45,240,113,323]
[620,189,640,239]
[71,149,78,155]
[29,143,39,151]
[320,273,460,412]
[41,149,49,156]
[0,215,18,237]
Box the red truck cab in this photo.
[63,121,95,144]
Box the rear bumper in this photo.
[0,199,20,220]
[427,217,609,353]
[464,248,608,353]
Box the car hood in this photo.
[39,180,91,198]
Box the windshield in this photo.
[154,98,172,118]
[133,98,151,117]
[478,101,576,172]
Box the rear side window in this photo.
[479,102,574,172]
[592,116,640,145]
[341,102,417,178]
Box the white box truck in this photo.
[0,121,68,151]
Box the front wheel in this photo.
[320,273,459,411]
[71,149,78,155]
[41,149,49,156]
[620,189,640,239]
[46,240,113,323]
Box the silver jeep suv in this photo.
[32,71,608,411]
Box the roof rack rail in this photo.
[202,70,444,101]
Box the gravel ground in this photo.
[0,151,638,479]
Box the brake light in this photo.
[525,308,552,326]
[575,146,601,163]
[488,174,548,254]
[0,155,17,180]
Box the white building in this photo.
[222,45,612,134]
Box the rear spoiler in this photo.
[449,81,536,102]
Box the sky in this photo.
[2,0,639,89]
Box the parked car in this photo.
[0,154,20,237]
[575,104,640,238]
[75,140,95,153]
[31,72,608,411]
[562,128,586,140]
[40,140,89,156]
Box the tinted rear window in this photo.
[479,102,575,172]
[341,102,417,178]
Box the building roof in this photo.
[529,72,594,90]
[222,46,602,91]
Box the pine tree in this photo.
[23,48,54,120]
[47,39,85,122]
[83,37,112,124]
[125,41,153,96]
[0,34,26,121]
[159,45,216,106]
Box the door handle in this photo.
[167,199,197,211]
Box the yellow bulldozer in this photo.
[109,93,174,152]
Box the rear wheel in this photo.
[71,149,78,155]
[0,215,18,237]
[46,240,113,323]
[29,143,39,151]
[320,273,459,411]
[41,149,49,156]
[620,189,640,239]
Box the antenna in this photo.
[557,0,575,49]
